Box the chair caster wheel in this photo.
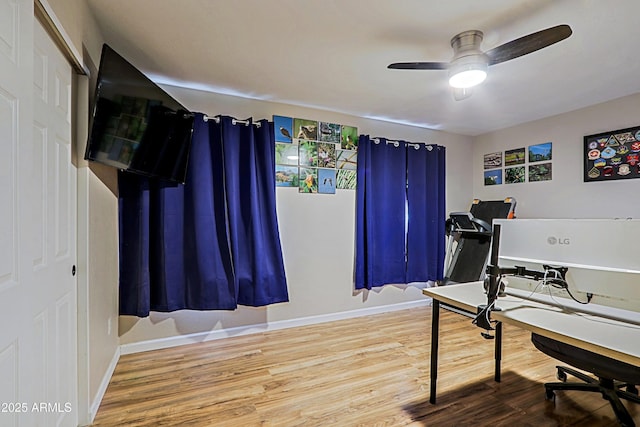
[545,388,555,401]
[556,370,567,382]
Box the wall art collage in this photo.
[273,115,358,193]
[483,142,552,186]
[583,125,640,182]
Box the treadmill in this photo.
[440,198,516,286]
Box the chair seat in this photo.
[532,333,640,426]
[531,333,640,384]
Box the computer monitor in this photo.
[494,219,640,304]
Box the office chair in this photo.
[531,333,640,427]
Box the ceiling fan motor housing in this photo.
[451,30,484,56]
[448,30,489,88]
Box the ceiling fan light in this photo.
[449,68,486,88]
[448,55,488,89]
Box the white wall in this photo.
[118,87,474,349]
[473,92,640,219]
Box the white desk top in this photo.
[423,282,640,367]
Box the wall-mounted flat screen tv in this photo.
[84,44,194,183]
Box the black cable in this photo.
[564,286,592,304]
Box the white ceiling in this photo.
[86,0,640,136]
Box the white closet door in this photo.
[0,1,77,425]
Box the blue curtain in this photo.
[406,144,446,282]
[355,136,446,290]
[355,136,408,288]
[118,114,289,317]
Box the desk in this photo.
[422,282,640,404]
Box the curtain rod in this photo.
[202,115,262,127]
[371,138,435,150]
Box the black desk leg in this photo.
[430,299,440,404]
[495,321,502,382]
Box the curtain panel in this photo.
[355,136,446,290]
[118,114,289,317]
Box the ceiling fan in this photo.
[388,24,572,99]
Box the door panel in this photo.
[0,342,18,427]
[0,0,18,62]
[32,311,48,426]
[32,122,47,270]
[0,87,17,291]
[0,1,28,426]
[32,17,78,427]
[0,2,77,425]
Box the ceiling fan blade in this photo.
[485,24,572,66]
[387,62,448,70]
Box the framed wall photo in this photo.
[505,166,525,184]
[275,165,299,187]
[484,169,502,186]
[336,170,357,189]
[273,115,294,143]
[318,169,337,194]
[529,162,552,182]
[584,125,640,182]
[528,142,552,162]
[505,147,525,166]
[484,152,502,169]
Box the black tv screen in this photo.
[84,44,194,183]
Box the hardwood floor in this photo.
[92,305,639,426]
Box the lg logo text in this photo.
[547,236,570,245]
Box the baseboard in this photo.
[120,299,431,355]
[88,346,120,423]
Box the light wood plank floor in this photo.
[92,305,639,426]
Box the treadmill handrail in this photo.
[448,212,491,234]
